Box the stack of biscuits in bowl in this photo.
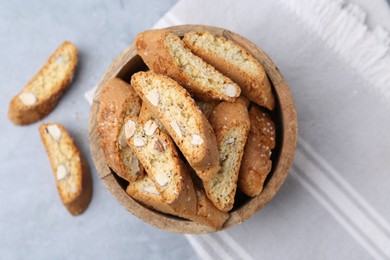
[89,25,297,233]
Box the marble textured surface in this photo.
[0,1,200,259]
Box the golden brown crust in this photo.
[238,106,276,197]
[135,29,240,101]
[130,71,219,181]
[208,100,250,132]
[183,31,275,110]
[39,123,92,216]
[236,96,250,108]
[97,78,143,182]
[8,42,78,125]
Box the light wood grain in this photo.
[88,25,298,233]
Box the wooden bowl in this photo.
[88,25,297,233]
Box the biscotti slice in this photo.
[131,71,219,181]
[97,78,143,182]
[8,42,78,125]
[238,106,276,197]
[135,29,241,101]
[126,176,229,229]
[124,117,197,216]
[39,123,92,216]
[184,31,275,110]
[204,101,250,211]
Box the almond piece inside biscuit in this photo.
[191,134,204,146]
[154,172,169,187]
[134,137,146,147]
[226,137,235,144]
[56,164,69,181]
[146,89,160,106]
[143,120,158,136]
[143,185,159,195]
[130,156,140,172]
[69,183,78,194]
[224,84,237,97]
[47,124,62,141]
[55,55,65,65]
[125,119,137,139]
[153,140,165,152]
[118,126,128,148]
[170,121,183,139]
[19,92,37,106]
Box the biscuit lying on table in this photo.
[205,100,250,211]
[39,123,92,216]
[135,29,241,101]
[131,71,220,182]
[8,42,78,125]
[124,117,197,216]
[184,31,275,110]
[238,106,276,197]
[97,78,143,182]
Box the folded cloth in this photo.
[87,0,390,258]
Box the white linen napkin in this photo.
[86,0,390,259]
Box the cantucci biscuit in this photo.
[8,42,78,125]
[238,106,276,196]
[135,29,241,101]
[124,117,197,216]
[131,71,219,181]
[39,123,92,216]
[97,78,143,182]
[183,31,275,110]
[205,101,250,211]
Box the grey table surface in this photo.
[0,1,200,259]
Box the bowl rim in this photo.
[88,24,298,234]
